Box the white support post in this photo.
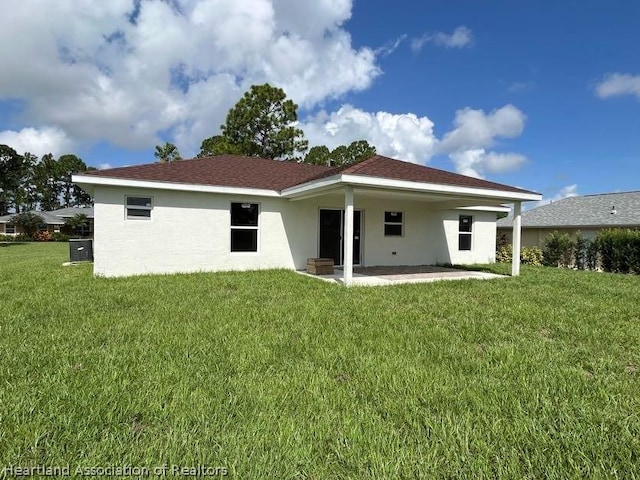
[512,201,522,276]
[343,185,354,286]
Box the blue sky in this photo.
[348,0,640,199]
[0,0,638,204]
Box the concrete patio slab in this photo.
[297,265,505,286]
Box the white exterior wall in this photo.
[93,186,499,277]
[435,210,498,264]
[292,197,497,267]
[93,186,316,277]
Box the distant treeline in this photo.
[0,144,93,215]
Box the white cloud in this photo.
[98,163,113,170]
[412,26,472,52]
[0,2,529,177]
[449,149,527,179]
[436,104,527,177]
[0,127,73,157]
[595,73,640,100]
[529,184,578,209]
[439,104,526,152]
[374,35,408,57]
[301,105,438,163]
[0,0,380,156]
[300,102,529,178]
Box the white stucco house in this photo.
[72,155,541,284]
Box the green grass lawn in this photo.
[1,243,639,479]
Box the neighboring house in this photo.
[0,207,94,237]
[72,155,541,283]
[497,191,640,247]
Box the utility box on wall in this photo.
[69,239,93,262]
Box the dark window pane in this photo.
[127,208,151,218]
[459,215,472,232]
[459,233,472,250]
[231,203,258,226]
[384,224,403,236]
[384,211,403,223]
[231,229,258,252]
[5,225,15,234]
[127,196,152,207]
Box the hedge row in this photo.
[0,232,71,242]
[497,229,640,274]
[598,229,640,274]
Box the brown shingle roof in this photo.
[333,155,536,194]
[84,155,334,191]
[83,154,538,195]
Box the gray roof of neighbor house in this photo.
[0,206,93,224]
[497,191,640,228]
[50,206,94,218]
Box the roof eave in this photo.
[73,172,542,203]
[283,174,542,202]
[72,174,281,198]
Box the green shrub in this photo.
[586,238,599,271]
[496,232,509,249]
[521,246,543,266]
[495,244,543,266]
[496,244,512,263]
[0,233,31,242]
[630,232,640,274]
[7,212,45,237]
[574,231,589,270]
[542,231,574,267]
[52,232,71,242]
[14,233,31,242]
[597,228,640,274]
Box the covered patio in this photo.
[283,164,540,286]
[298,264,505,287]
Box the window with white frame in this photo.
[4,224,15,234]
[230,202,259,252]
[458,215,473,250]
[126,196,153,219]
[384,211,403,236]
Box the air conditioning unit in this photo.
[69,239,94,262]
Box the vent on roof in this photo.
[610,205,616,215]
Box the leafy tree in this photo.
[302,140,376,166]
[0,145,26,215]
[154,142,181,163]
[198,135,242,157]
[33,153,61,211]
[57,154,89,207]
[73,166,96,207]
[1,147,94,213]
[303,145,332,165]
[345,140,376,165]
[13,152,39,213]
[201,83,308,160]
[8,212,45,237]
